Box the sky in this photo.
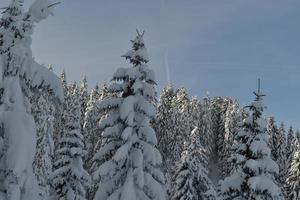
[2,0,300,129]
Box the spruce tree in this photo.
[0,0,62,199]
[93,31,166,200]
[51,85,91,200]
[286,143,300,199]
[199,95,214,158]
[172,127,217,200]
[220,87,283,199]
[223,100,243,177]
[79,76,89,129]
[286,126,295,169]
[32,94,55,200]
[153,85,176,196]
[154,85,175,171]
[277,123,287,186]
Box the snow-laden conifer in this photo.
[286,126,296,172]
[32,94,55,200]
[172,127,217,200]
[0,0,62,199]
[286,143,300,199]
[51,85,90,200]
[220,87,284,200]
[93,31,166,200]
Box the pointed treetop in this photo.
[80,75,87,89]
[122,29,149,66]
[60,70,66,82]
[254,78,266,99]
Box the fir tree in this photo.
[276,122,287,186]
[93,31,166,200]
[172,127,217,200]
[199,95,214,156]
[51,85,91,200]
[286,143,300,199]
[223,100,243,177]
[153,85,176,196]
[0,0,62,199]
[79,75,89,129]
[286,126,295,172]
[32,94,55,200]
[220,86,283,199]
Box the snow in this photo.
[28,0,56,23]
[248,176,282,197]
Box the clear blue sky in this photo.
[2,0,300,129]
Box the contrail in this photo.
[160,0,171,85]
[164,49,171,85]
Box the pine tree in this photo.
[267,117,278,150]
[286,143,300,199]
[51,85,91,200]
[153,85,176,197]
[0,0,62,199]
[172,127,217,200]
[154,85,175,170]
[223,100,243,177]
[84,84,101,170]
[172,87,191,169]
[93,31,166,200]
[276,123,287,186]
[286,126,295,173]
[79,76,89,129]
[32,93,55,200]
[220,87,284,199]
[269,119,287,186]
[199,95,214,156]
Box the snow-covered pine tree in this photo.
[267,117,278,150]
[171,87,191,167]
[84,84,101,200]
[153,85,176,197]
[172,127,217,200]
[79,76,89,129]
[93,31,166,200]
[220,86,284,199]
[86,83,112,200]
[286,143,300,199]
[51,85,90,200]
[269,119,287,187]
[286,126,296,172]
[276,122,287,186]
[199,95,214,156]
[189,97,201,137]
[0,0,62,199]
[84,84,101,170]
[32,93,55,200]
[223,100,243,177]
[154,85,175,170]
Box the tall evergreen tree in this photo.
[222,100,243,177]
[286,143,300,199]
[0,0,62,199]
[220,87,283,199]
[199,95,214,159]
[172,127,217,200]
[276,122,287,186]
[79,76,89,129]
[51,85,90,200]
[286,126,295,172]
[32,94,55,200]
[93,31,166,200]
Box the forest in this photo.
[0,0,299,200]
